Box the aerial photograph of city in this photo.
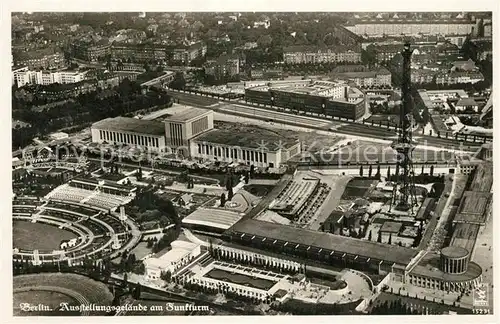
[10,10,494,317]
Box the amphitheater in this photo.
[12,195,140,266]
[45,178,136,211]
[13,273,113,316]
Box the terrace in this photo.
[45,201,99,217]
[40,209,82,223]
[13,206,37,214]
[80,219,109,236]
[295,184,331,226]
[97,213,128,233]
[46,184,91,203]
[85,192,131,210]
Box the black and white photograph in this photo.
[6,3,497,320]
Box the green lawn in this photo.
[13,220,77,251]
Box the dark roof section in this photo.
[415,198,436,221]
[92,117,165,136]
[454,191,491,225]
[165,107,211,122]
[380,221,403,234]
[227,219,417,265]
[193,127,298,151]
[456,98,478,107]
[441,246,469,258]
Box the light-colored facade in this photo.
[144,240,201,280]
[164,109,214,156]
[204,56,240,79]
[13,69,87,87]
[435,72,484,85]
[190,140,301,168]
[14,52,66,70]
[345,21,474,37]
[91,128,166,152]
[90,117,167,153]
[172,42,207,63]
[334,71,391,88]
[284,47,361,64]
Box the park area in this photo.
[13,220,77,251]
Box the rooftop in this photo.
[469,163,493,192]
[380,221,403,234]
[410,252,482,282]
[146,240,199,269]
[449,223,480,253]
[182,208,243,230]
[456,98,478,107]
[164,106,212,123]
[193,126,298,151]
[348,18,472,25]
[91,117,165,136]
[284,45,360,53]
[415,198,436,221]
[441,246,469,258]
[454,191,491,225]
[227,219,417,265]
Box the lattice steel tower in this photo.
[391,42,417,213]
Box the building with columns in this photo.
[190,126,301,168]
[163,107,214,157]
[403,248,482,292]
[224,219,417,275]
[91,117,167,152]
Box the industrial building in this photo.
[245,80,365,121]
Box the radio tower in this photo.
[391,42,417,213]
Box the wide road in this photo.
[165,90,483,151]
[218,103,337,129]
[169,91,219,107]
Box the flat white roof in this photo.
[145,240,199,269]
[182,208,243,230]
